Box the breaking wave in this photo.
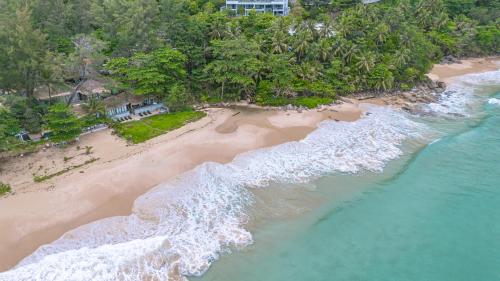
[0,105,426,281]
[488,98,500,105]
[3,69,499,281]
[425,70,500,116]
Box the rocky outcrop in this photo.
[348,78,449,115]
[441,55,462,64]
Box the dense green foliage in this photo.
[44,103,81,143]
[0,0,498,148]
[114,111,206,143]
[107,48,187,96]
[0,108,22,152]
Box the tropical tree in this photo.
[204,37,264,100]
[44,103,81,143]
[107,47,187,98]
[0,5,48,101]
[369,64,394,91]
[314,38,333,63]
[292,29,313,62]
[266,54,295,96]
[0,108,21,152]
[90,0,160,55]
[355,51,376,73]
[270,30,290,54]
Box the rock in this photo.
[437,81,446,88]
[427,79,437,89]
[402,92,417,103]
[339,97,353,103]
[442,55,461,64]
[435,87,445,93]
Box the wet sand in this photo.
[1,57,497,271]
[0,104,361,271]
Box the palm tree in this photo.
[292,30,312,62]
[317,16,334,39]
[434,12,448,30]
[209,20,226,40]
[335,16,351,39]
[271,31,289,54]
[374,75,394,91]
[371,66,394,91]
[355,51,376,74]
[393,48,410,68]
[342,42,359,64]
[315,38,332,63]
[272,16,290,34]
[373,23,390,45]
[296,61,322,82]
[225,22,242,39]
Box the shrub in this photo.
[0,182,11,196]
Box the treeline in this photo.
[0,0,499,150]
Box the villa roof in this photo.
[78,79,109,96]
[102,93,129,108]
[101,93,148,108]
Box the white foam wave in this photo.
[0,105,425,281]
[488,98,500,105]
[425,70,500,116]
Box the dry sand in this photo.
[427,57,500,84]
[0,104,361,271]
[0,57,498,271]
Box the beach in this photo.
[0,57,498,274]
[0,103,361,270]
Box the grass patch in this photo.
[257,96,334,109]
[0,182,11,196]
[34,158,99,183]
[114,111,206,144]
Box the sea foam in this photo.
[0,105,425,281]
[488,98,500,105]
[4,70,499,280]
[425,70,500,116]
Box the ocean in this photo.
[1,70,499,281]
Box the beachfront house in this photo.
[225,0,289,15]
[102,92,166,120]
[76,79,109,102]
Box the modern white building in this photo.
[225,0,289,16]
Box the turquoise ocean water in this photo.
[1,72,499,281]
[199,86,500,280]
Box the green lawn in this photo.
[257,96,334,109]
[114,111,206,144]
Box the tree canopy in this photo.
[0,0,498,146]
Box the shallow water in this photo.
[1,71,499,281]
[199,82,500,281]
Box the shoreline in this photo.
[0,103,361,270]
[0,57,498,271]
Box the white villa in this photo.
[225,0,289,16]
